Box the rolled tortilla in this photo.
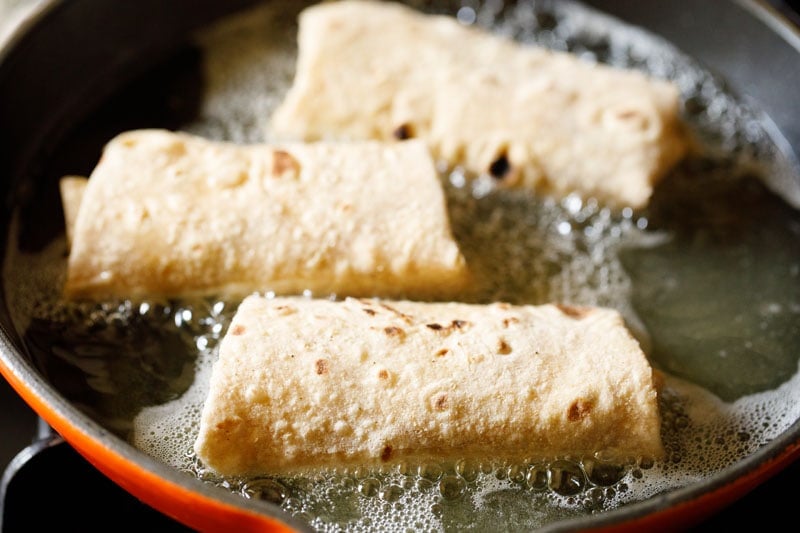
[194,295,664,476]
[270,0,689,209]
[62,129,470,301]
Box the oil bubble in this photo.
[416,478,435,491]
[638,457,655,470]
[418,462,443,481]
[583,458,626,487]
[380,484,404,502]
[455,459,480,482]
[240,477,288,504]
[526,464,548,491]
[548,460,586,496]
[587,486,605,506]
[358,478,381,497]
[507,464,527,484]
[438,475,466,500]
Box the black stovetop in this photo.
[0,380,192,530]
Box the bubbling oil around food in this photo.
[4,0,800,531]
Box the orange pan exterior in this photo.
[0,359,305,533]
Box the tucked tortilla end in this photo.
[59,176,88,252]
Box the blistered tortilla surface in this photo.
[271,0,689,209]
[194,295,664,476]
[63,129,469,300]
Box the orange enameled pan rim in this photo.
[0,337,312,533]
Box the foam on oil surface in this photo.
[3,0,799,531]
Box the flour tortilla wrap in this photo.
[62,129,470,300]
[270,0,689,209]
[194,295,664,476]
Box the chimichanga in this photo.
[62,129,470,300]
[270,0,689,209]
[194,295,664,476]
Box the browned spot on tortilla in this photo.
[380,303,414,323]
[497,339,512,355]
[556,304,592,319]
[274,305,297,316]
[393,123,414,140]
[612,107,650,130]
[377,369,389,380]
[617,109,640,120]
[381,445,393,462]
[315,359,330,375]
[230,324,246,335]
[488,151,521,186]
[359,299,377,315]
[272,149,300,178]
[384,326,405,338]
[652,369,665,391]
[435,348,449,357]
[502,317,520,328]
[482,73,500,85]
[428,321,471,335]
[433,393,448,411]
[161,262,176,278]
[488,152,511,179]
[165,140,187,157]
[215,418,238,432]
[495,303,511,310]
[567,399,594,421]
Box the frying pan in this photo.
[0,0,799,531]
